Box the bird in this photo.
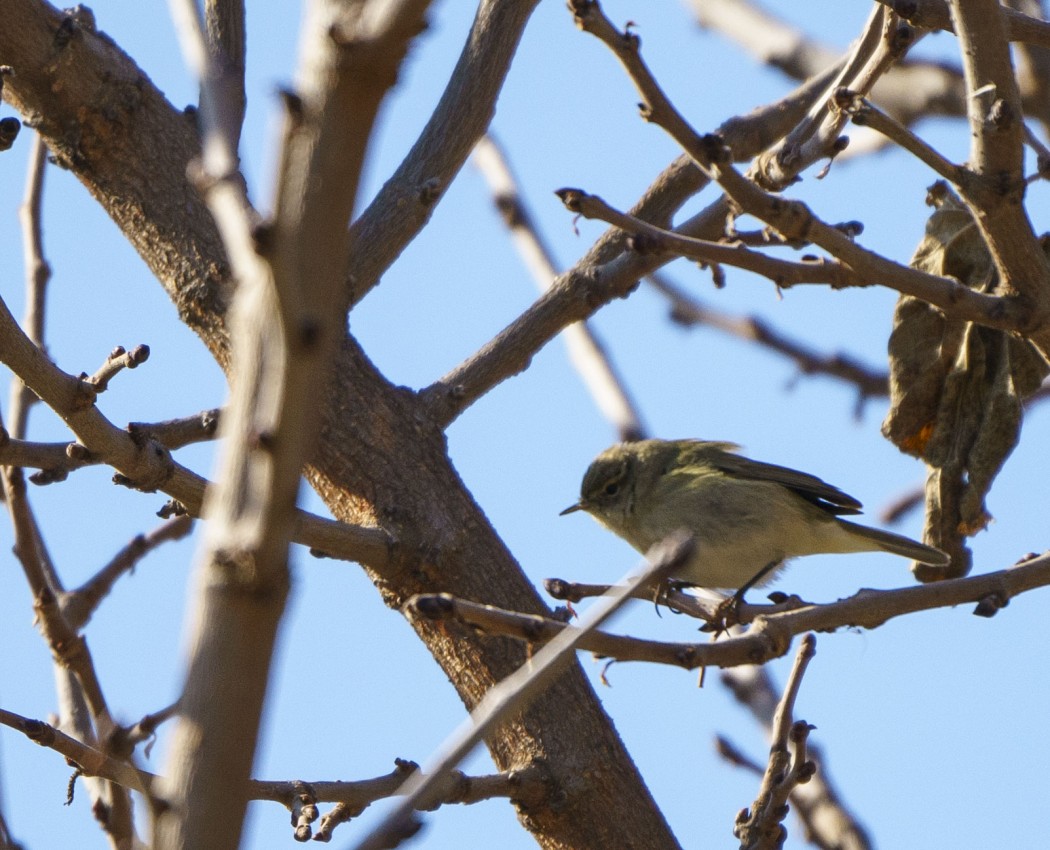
[561,438,949,592]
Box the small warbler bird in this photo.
[561,439,949,590]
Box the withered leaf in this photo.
[882,182,1049,580]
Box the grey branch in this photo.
[473,134,647,441]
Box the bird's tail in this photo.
[837,519,950,566]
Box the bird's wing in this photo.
[677,440,864,516]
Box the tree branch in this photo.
[156,2,433,847]
[720,665,874,850]
[734,634,818,849]
[0,290,392,567]
[8,131,50,440]
[429,551,1050,669]
[421,61,842,426]
[60,515,194,630]
[946,0,1050,347]
[567,2,1044,336]
[0,706,546,845]
[473,134,647,441]
[345,0,541,306]
[647,272,889,410]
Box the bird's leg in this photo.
[733,558,783,607]
[706,559,783,634]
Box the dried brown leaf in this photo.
[882,183,1049,580]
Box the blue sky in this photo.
[0,2,1047,848]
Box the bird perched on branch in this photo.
[561,439,949,593]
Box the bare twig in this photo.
[555,187,864,288]
[346,0,542,307]
[720,666,874,850]
[60,515,194,630]
[0,708,150,795]
[845,96,964,181]
[9,131,50,439]
[570,0,1037,335]
[724,3,904,190]
[0,460,114,731]
[647,272,889,410]
[690,0,967,138]
[0,705,546,846]
[262,763,548,843]
[734,634,818,849]
[0,436,72,479]
[83,344,151,392]
[0,409,220,485]
[127,407,222,449]
[411,590,708,669]
[473,135,646,441]
[484,551,1050,670]
[0,453,138,848]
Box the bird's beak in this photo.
[559,502,584,516]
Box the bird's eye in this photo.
[603,482,620,496]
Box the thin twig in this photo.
[9,131,50,439]
[555,187,863,288]
[845,96,964,182]
[83,344,151,392]
[0,409,220,485]
[647,272,889,411]
[60,515,194,630]
[734,634,818,849]
[720,665,874,850]
[345,0,542,307]
[0,704,547,846]
[0,708,150,794]
[690,0,967,138]
[266,764,548,843]
[569,0,1032,333]
[473,135,646,441]
[127,407,221,449]
[478,551,1050,670]
[0,456,114,730]
[752,3,893,189]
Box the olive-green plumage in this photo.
[562,439,949,589]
